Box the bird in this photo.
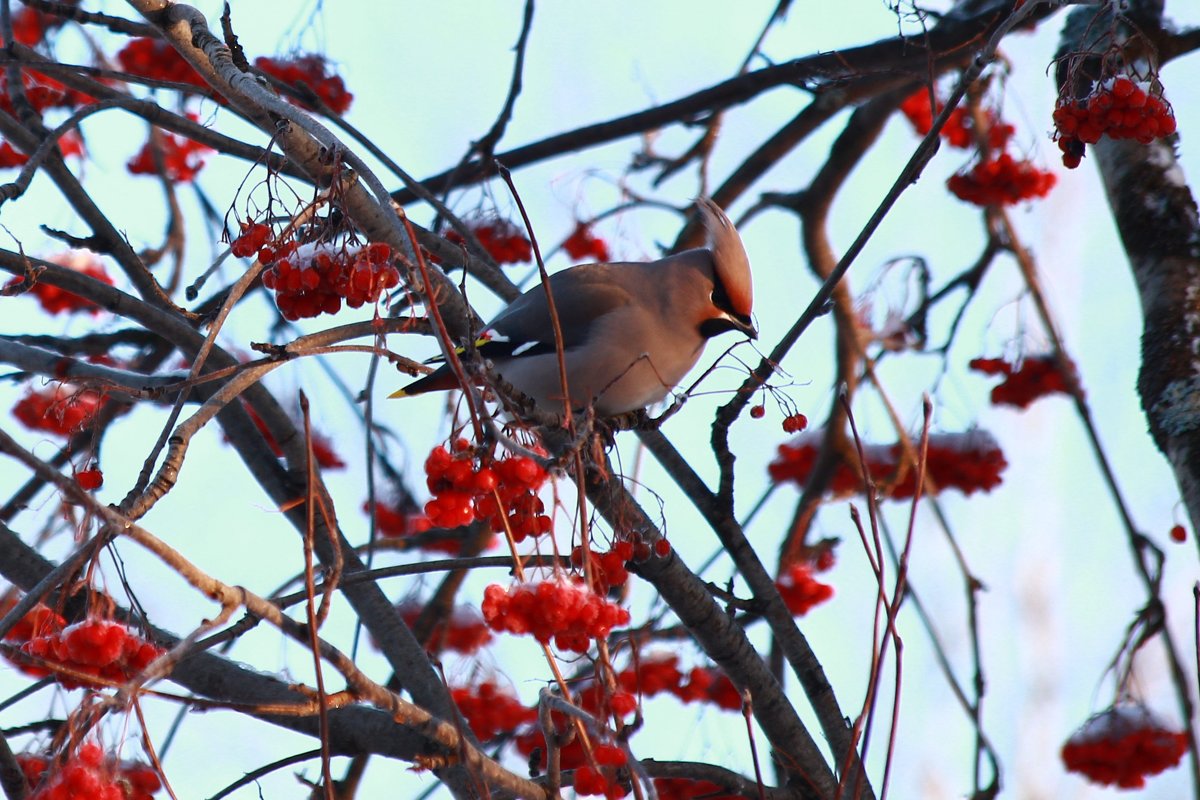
[392,197,756,416]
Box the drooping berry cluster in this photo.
[1053,77,1177,168]
[17,743,162,800]
[946,153,1056,206]
[228,402,345,469]
[782,412,807,433]
[366,497,497,554]
[570,540,634,593]
[261,241,400,320]
[126,132,212,183]
[6,252,113,315]
[229,221,272,258]
[749,407,809,434]
[423,441,551,540]
[1061,704,1189,789]
[116,38,209,93]
[8,616,162,689]
[901,87,1056,207]
[449,681,538,741]
[610,654,742,712]
[769,430,1008,499]
[8,1,76,47]
[899,88,1014,151]
[0,130,83,169]
[1,600,65,642]
[481,578,630,653]
[562,222,611,262]
[511,655,740,774]
[0,140,26,167]
[395,599,493,655]
[0,70,92,115]
[366,500,432,538]
[514,658,725,770]
[775,557,835,617]
[443,219,533,264]
[12,385,105,437]
[573,744,629,799]
[255,55,353,115]
[968,354,1074,409]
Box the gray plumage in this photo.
[396,198,755,415]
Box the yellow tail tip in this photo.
[387,388,410,399]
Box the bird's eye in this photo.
[710,281,734,314]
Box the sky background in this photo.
[2,1,1199,798]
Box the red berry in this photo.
[782,413,808,433]
[74,467,103,491]
[749,404,765,419]
[1170,524,1186,543]
[1111,77,1136,99]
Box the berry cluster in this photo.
[127,132,212,183]
[749,406,809,434]
[481,579,631,653]
[12,385,105,437]
[255,55,353,115]
[782,412,807,433]
[366,498,497,554]
[968,355,1074,409]
[570,540,635,592]
[0,130,83,169]
[562,222,611,262]
[1053,77,1177,168]
[901,87,1056,207]
[9,1,74,47]
[611,654,742,712]
[513,655,739,773]
[574,747,628,799]
[261,242,400,320]
[653,778,740,800]
[0,140,25,167]
[423,442,551,540]
[769,430,1008,499]
[229,221,272,258]
[1061,704,1188,789]
[6,252,113,315]
[1,600,65,642]
[775,559,834,617]
[116,38,209,94]
[366,500,432,538]
[12,616,162,689]
[946,153,1056,206]
[449,681,537,741]
[18,743,162,800]
[443,219,532,265]
[395,599,492,655]
[228,402,345,469]
[899,89,1014,151]
[0,70,91,115]
[514,688,635,772]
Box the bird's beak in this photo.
[733,314,758,340]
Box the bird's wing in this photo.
[476,264,635,360]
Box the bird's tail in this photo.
[695,197,753,316]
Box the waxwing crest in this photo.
[696,197,753,318]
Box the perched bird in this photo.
[393,197,756,415]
